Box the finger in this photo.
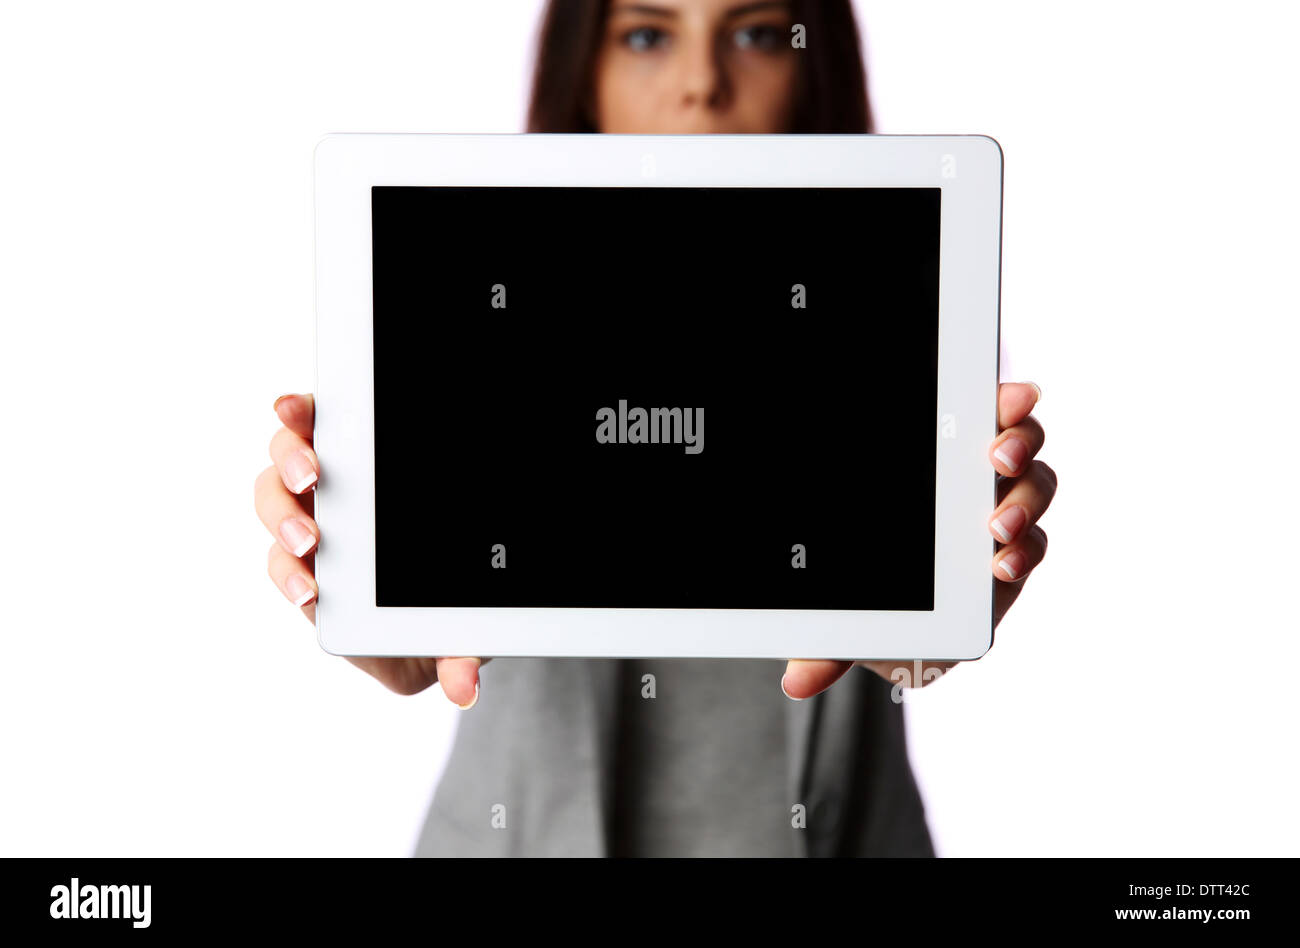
[989,414,1044,477]
[270,424,320,495]
[274,393,315,442]
[436,657,483,709]
[997,381,1041,430]
[988,460,1058,544]
[268,540,318,611]
[993,525,1048,583]
[254,464,319,558]
[781,658,853,700]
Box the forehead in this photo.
[607,1,793,20]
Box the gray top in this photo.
[414,657,934,857]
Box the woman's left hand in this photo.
[781,381,1056,700]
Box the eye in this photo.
[732,24,783,52]
[621,26,670,52]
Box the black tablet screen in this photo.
[371,186,939,609]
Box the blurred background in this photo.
[1,0,1296,855]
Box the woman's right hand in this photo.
[254,393,483,707]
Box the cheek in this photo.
[598,61,655,130]
[594,61,671,131]
[733,63,798,126]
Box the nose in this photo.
[677,36,730,112]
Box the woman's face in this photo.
[592,0,798,134]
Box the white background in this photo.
[1,0,1296,856]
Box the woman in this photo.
[254,0,1055,856]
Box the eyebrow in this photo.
[609,2,792,20]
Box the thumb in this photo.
[781,659,853,700]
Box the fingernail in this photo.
[989,505,1027,543]
[780,675,804,701]
[996,552,1025,581]
[273,393,295,412]
[279,518,317,557]
[1027,382,1042,402]
[285,572,316,607]
[457,681,480,711]
[284,451,317,494]
[993,437,1027,474]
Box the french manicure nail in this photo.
[996,553,1023,581]
[285,451,317,493]
[990,505,1027,543]
[457,681,480,711]
[781,675,804,701]
[285,572,315,607]
[279,518,317,557]
[993,437,1027,474]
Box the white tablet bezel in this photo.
[313,133,1002,660]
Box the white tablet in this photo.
[313,133,1002,660]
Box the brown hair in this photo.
[525,0,874,134]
